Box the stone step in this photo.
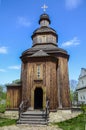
[20,116,49,119]
[17,110,49,125]
[19,118,47,121]
[21,114,46,117]
[17,120,48,125]
[20,114,49,118]
[22,111,45,116]
[23,110,45,114]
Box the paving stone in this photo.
[49,110,81,123]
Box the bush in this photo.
[0,118,17,127]
[0,103,6,113]
[81,104,86,114]
[0,85,6,113]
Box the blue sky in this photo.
[0,0,86,84]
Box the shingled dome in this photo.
[32,13,58,45]
[39,13,51,24]
[32,26,57,38]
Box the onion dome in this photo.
[39,13,51,25]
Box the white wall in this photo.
[77,76,86,89]
[77,68,86,104]
[78,89,86,104]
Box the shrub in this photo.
[81,104,86,114]
[0,103,6,113]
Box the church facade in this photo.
[6,13,71,111]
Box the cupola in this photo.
[32,13,58,46]
[39,13,51,26]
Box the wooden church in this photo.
[6,13,71,111]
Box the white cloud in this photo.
[0,46,8,54]
[17,16,31,27]
[65,0,82,10]
[0,69,6,72]
[62,37,80,47]
[8,65,21,70]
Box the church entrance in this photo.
[34,88,43,109]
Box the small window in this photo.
[37,65,40,78]
[39,37,42,43]
[83,95,85,99]
[42,35,46,43]
[82,80,84,84]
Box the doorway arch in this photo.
[34,87,43,109]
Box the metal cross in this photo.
[41,4,48,12]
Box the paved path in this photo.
[0,125,62,130]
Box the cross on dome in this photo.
[41,4,48,12]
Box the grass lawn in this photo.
[52,114,86,130]
[0,117,17,127]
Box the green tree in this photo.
[70,90,78,106]
[0,85,6,99]
[73,91,78,102]
[12,79,21,84]
[70,90,74,102]
[0,85,6,113]
[69,80,78,106]
[0,85,3,96]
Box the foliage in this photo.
[0,118,17,127]
[0,85,6,113]
[0,86,3,94]
[6,97,11,108]
[52,114,86,130]
[70,90,78,105]
[12,79,21,84]
[69,80,78,106]
[70,80,77,91]
[0,85,6,99]
[70,90,74,102]
[81,104,86,114]
[0,104,6,113]
[73,91,78,101]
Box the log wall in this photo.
[6,85,22,109]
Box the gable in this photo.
[30,50,49,57]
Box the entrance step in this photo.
[17,110,49,125]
